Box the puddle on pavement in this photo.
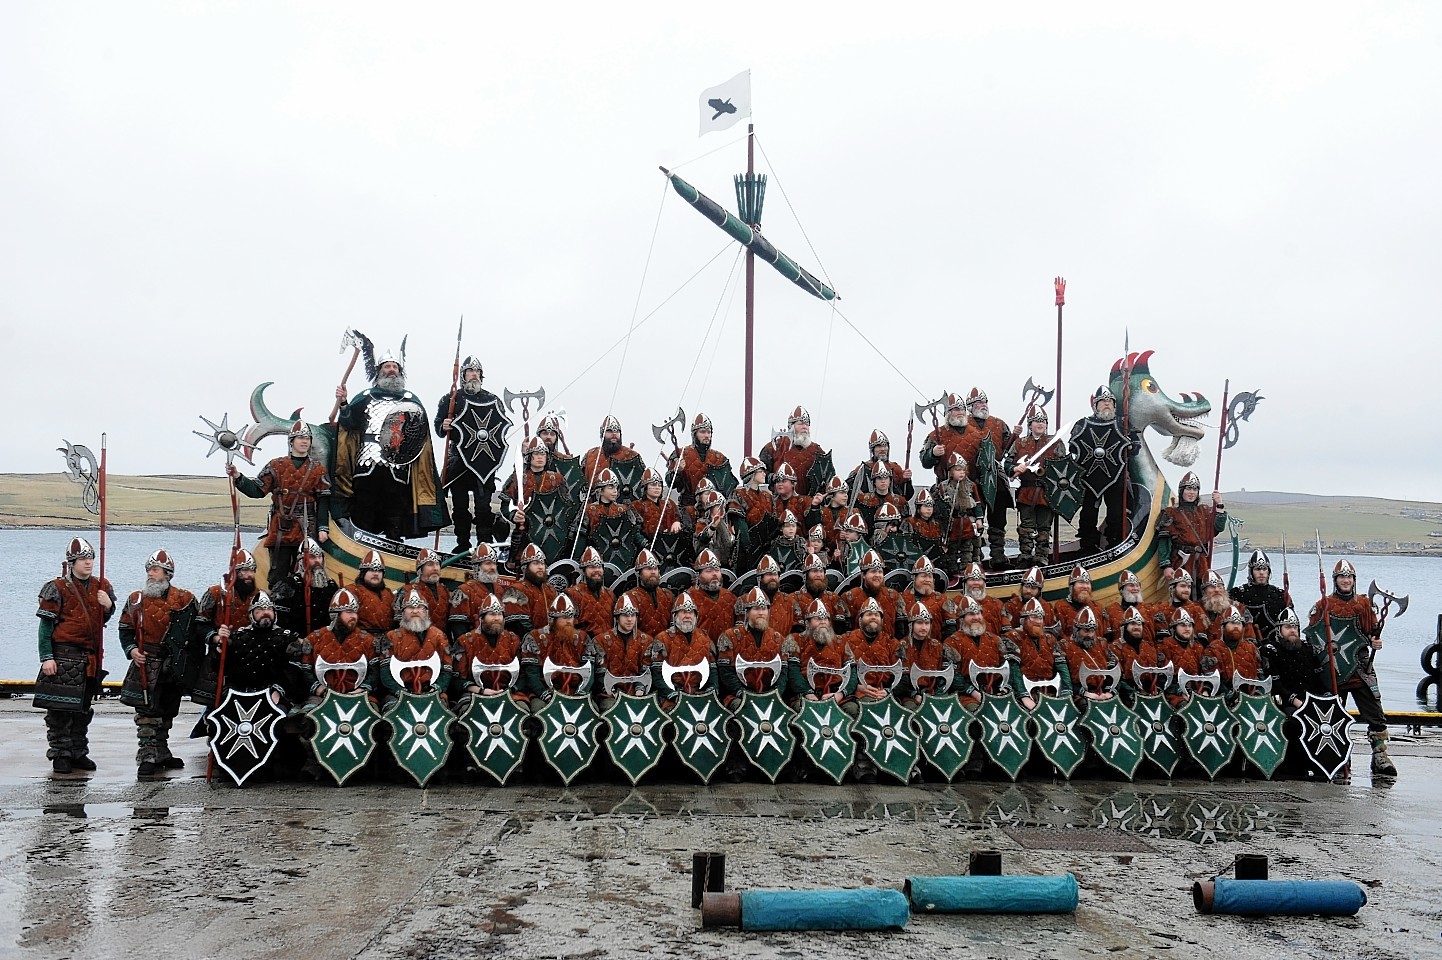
[2,804,204,820]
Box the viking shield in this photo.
[1079,698,1144,781]
[449,396,514,486]
[1293,692,1355,781]
[705,460,738,498]
[1177,694,1237,780]
[1040,455,1082,522]
[359,394,430,471]
[733,689,797,782]
[1132,694,1180,777]
[1303,614,1367,684]
[1232,691,1287,780]
[536,693,601,785]
[854,696,919,782]
[791,697,855,784]
[651,529,695,573]
[590,513,641,571]
[306,689,382,786]
[603,693,673,785]
[608,456,648,505]
[553,454,587,500]
[805,450,836,497]
[384,690,456,787]
[206,687,287,786]
[457,692,530,785]
[668,691,733,783]
[912,694,974,781]
[1029,693,1086,779]
[973,693,1033,780]
[976,435,998,506]
[525,486,580,565]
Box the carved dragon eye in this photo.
[1141,378,1159,394]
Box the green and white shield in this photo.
[603,693,673,785]
[457,693,530,785]
[1178,694,1237,780]
[1029,693,1086,779]
[526,485,580,565]
[1080,698,1144,781]
[668,692,733,782]
[912,694,975,781]
[974,693,1033,780]
[1040,454,1082,522]
[976,435,998,506]
[1133,694,1180,777]
[536,693,601,785]
[1233,691,1287,780]
[792,697,854,784]
[383,690,456,787]
[734,690,797,782]
[609,455,648,505]
[306,689,382,786]
[853,696,919,782]
[1303,614,1367,684]
[805,450,836,497]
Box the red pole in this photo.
[1212,379,1230,492]
[743,123,756,458]
[98,433,107,672]
[1052,277,1065,564]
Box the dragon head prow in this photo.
[1109,351,1211,467]
[242,382,330,465]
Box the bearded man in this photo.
[691,549,738,640]
[447,543,504,640]
[759,406,832,498]
[1102,570,1148,642]
[434,356,506,550]
[380,590,454,706]
[581,416,644,503]
[593,595,654,706]
[1230,550,1291,644]
[1004,565,1056,632]
[667,413,735,507]
[271,539,336,636]
[393,548,450,630]
[452,594,524,701]
[1067,385,1137,555]
[841,550,903,640]
[298,588,381,701]
[119,550,201,776]
[1158,472,1227,588]
[352,550,397,635]
[647,592,714,702]
[229,421,330,587]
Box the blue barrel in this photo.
[738,889,910,931]
[906,875,1079,914]
[1195,878,1367,916]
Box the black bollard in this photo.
[692,852,726,908]
[969,851,1003,876]
[1235,854,1268,880]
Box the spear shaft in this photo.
[1315,530,1338,696]
[435,316,465,550]
[1213,379,1230,492]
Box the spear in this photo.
[1281,532,1292,609]
[1212,379,1231,492]
[435,315,465,550]
[1051,276,1065,564]
[207,486,243,784]
[1314,530,1338,697]
[98,434,108,674]
[1120,330,1132,538]
[903,413,915,473]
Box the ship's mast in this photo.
[742,123,757,456]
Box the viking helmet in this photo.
[671,591,698,615]
[914,488,935,507]
[824,474,846,495]
[461,355,484,375]
[579,546,604,569]
[518,543,546,567]
[1119,570,1141,590]
[869,461,892,482]
[841,510,868,535]
[690,413,712,434]
[858,596,884,617]
[145,549,176,574]
[358,549,385,573]
[287,420,312,444]
[472,543,498,566]
[521,436,547,456]
[739,457,766,481]
[911,555,936,578]
[1203,568,1227,591]
[634,548,661,570]
[807,524,826,543]
[1169,568,1194,587]
[1170,607,1195,628]
[479,593,505,617]
[962,562,985,584]
[772,462,798,484]
[805,598,830,621]
[868,429,889,451]
[943,392,965,413]
[640,467,663,490]
[329,588,359,614]
[249,591,276,619]
[961,596,984,618]
[233,549,257,572]
[874,502,902,525]
[1022,565,1045,588]
[1277,608,1301,628]
[1179,472,1201,492]
[614,594,640,618]
[1332,559,1356,579]
[1090,385,1116,409]
[1021,597,1047,620]
[414,547,441,570]
[594,468,619,490]
[1247,549,1272,571]
[1122,605,1146,627]
[537,414,563,435]
[599,415,621,437]
[859,549,885,572]
[548,594,576,619]
[787,406,811,426]
[1070,564,1091,586]
[697,490,723,511]
[1222,604,1247,626]
[401,589,428,611]
[696,548,722,571]
[945,452,967,471]
[966,387,988,408]
[1027,407,1049,425]
[1074,606,1099,630]
[907,601,932,623]
[741,586,771,610]
[802,552,827,574]
[376,341,406,375]
[66,537,96,562]
[780,509,800,528]
[755,554,782,577]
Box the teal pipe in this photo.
[739,889,909,931]
[906,875,1079,914]
[1194,878,1366,916]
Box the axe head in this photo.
[913,396,944,421]
[1022,377,1055,408]
[339,327,361,353]
[652,406,685,445]
[1369,580,1408,616]
[502,386,547,412]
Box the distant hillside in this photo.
[0,473,268,530]
[1221,491,1442,555]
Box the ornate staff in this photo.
[57,434,109,682]
[1051,276,1065,564]
[435,315,465,550]
[1314,530,1339,696]
[194,412,253,783]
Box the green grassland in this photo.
[1223,492,1442,554]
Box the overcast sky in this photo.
[3,3,1438,500]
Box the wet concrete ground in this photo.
[1,699,1439,960]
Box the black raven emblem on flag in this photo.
[708,98,736,121]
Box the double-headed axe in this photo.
[503,386,547,440]
[328,328,364,425]
[913,395,946,428]
[1367,580,1408,637]
[652,406,686,455]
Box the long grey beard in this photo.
[376,373,406,393]
[1202,596,1229,617]
[462,380,483,395]
[476,571,498,584]
[810,625,835,647]
[142,579,170,598]
[309,569,330,589]
[1164,435,1201,467]
[404,614,432,634]
[790,431,811,448]
[961,622,985,638]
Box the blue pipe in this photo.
[906,875,1079,914]
[739,889,910,931]
[1194,878,1367,916]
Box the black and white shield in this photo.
[206,687,287,786]
[1293,692,1355,781]
[449,396,514,486]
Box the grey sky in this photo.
[3,3,1438,500]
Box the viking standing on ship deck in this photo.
[846,430,914,501]
[1068,386,1138,555]
[119,550,201,776]
[1158,472,1226,587]
[760,406,830,498]
[229,421,330,588]
[581,416,644,503]
[332,336,448,540]
[1005,406,1060,566]
[666,413,734,507]
[435,356,507,552]
[953,389,1013,568]
[36,537,116,773]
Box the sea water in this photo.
[1,528,1437,709]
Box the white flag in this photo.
[698,70,751,136]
